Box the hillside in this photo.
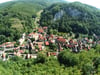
[0,1,100,75]
[40,2,100,35]
[0,0,65,44]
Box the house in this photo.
[56,37,66,51]
[50,40,55,43]
[98,41,100,44]
[1,42,15,48]
[28,32,39,41]
[38,28,44,33]
[58,43,63,51]
[47,52,51,56]
[19,38,25,45]
[33,33,39,41]
[72,45,80,53]
[28,32,34,38]
[22,33,26,39]
[45,41,49,46]
[19,50,24,54]
[73,41,78,45]
[50,52,57,56]
[21,44,25,48]
[2,53,6,61]
[43,26,48,30]
[36,42,44,51]
[48,34,54,40]
[69,39,73,44]
[43,26,48,32]
[14,47,20,50]
[56,37,66,45]
[38,34,44,41]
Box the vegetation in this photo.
[0,0,65,44]
[40,2,100,35]
[0,0,100,75]
[0,45,100,75]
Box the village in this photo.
[0,26,100,61]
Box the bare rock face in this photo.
[66,7,82,17]
[54,10,64,21]
[53,7,88,21]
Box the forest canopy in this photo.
[40,2,100,35]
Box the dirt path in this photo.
[34,10,43,28]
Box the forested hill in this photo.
[0,0,65,44]
[0,0,65,16]
[40,2,100,35]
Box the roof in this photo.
[45,41,49,45]
[38,45,42,51]
[85,37,88,40]
[14,47,20,50]
[28,32,38,36]
[6,45,13,47]
[68,45,73,48]
[0,42,15,47]
[43,26,48,29]
[38,28,44,33]
[21,44,25,47]
[51,52,57,56]
[37,42,44,45]
[39,36,44,40]
[74,41,78,45]
[57,38,66,43]
[69,39,73,44]
[19,50,24,53]
[50,34,54,38]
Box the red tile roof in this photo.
[51,52,57,56]
[38,45,42,48]
[45,41,49,45]
[38,28,44,33]
[74,41,78,45]
[39,36,44,40]
[68,45,73,48]
[38,45,42,51]
[43,26,48,29]
[69,39,73,44]
[19,50,24,53]
[57,38,66,43]
[14,47,20,50]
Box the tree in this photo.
[0,35,6,44]
[49,43,57,50]
[36,53,47,64]
[75,33,79,38]
[93,57,100,69]
[82,63,94,75]
[95,45,100,53]
[30,38,35,42]
[58,50,79,67]
[10,56,23,62]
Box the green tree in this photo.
[82,63,94,75]
[58,50,79,67]
[36,53,47,64]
